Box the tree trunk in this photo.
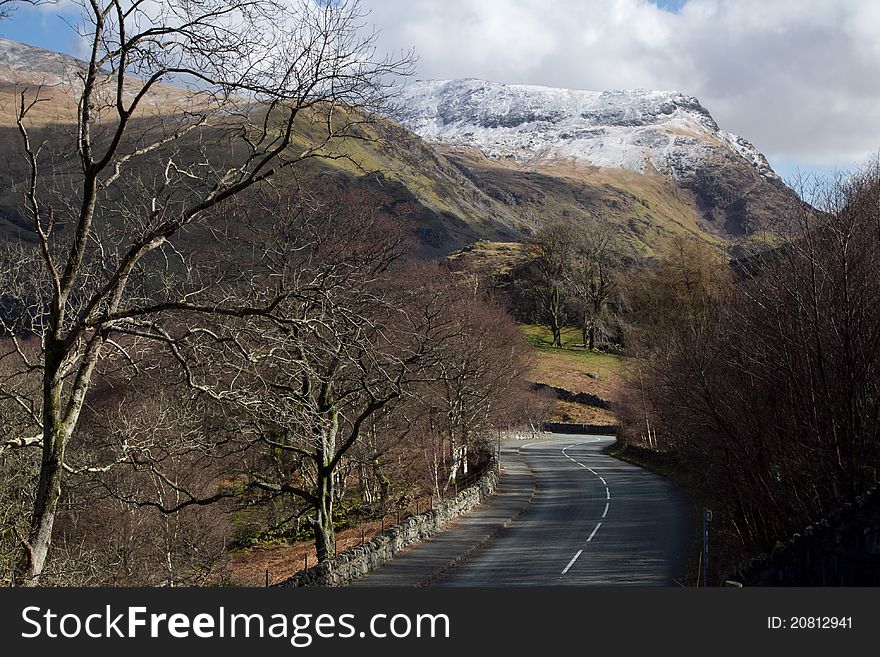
[447,427,457,484]
[314,413,338,563]
[360,463,374,505]
[551,322,562,348]
[550,286,563,347]
[458,442,469,479]
[314,470,336,562]
[588,324,597,351]
[15,350,68,586]
[372,458,390,507]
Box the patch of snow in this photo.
[719,130,778,179]
[394,79,779,181]
[0,37,85,87]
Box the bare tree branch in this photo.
[0,0,55,21]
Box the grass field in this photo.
[522,325,623,398]
[520,324,624,425]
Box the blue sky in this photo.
[0,3,80,54]
[654,0,688,12]
[1,0,874,185]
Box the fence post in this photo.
[703,508,713,587]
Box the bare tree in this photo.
[515,221,576,347]
[566,220,622,351]
[510,219,623,351]
[225,200,437,562]
[618,165,880,577]
[0,0,412,585]
[89,193,457,564]
[429,282,531,485]
[377,267,537,498]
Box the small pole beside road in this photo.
[703,508,713,587]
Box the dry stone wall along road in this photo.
[353,433,692,587]
[348,439,535,587]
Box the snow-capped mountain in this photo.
[392,78,799,238]
[0,37,86,86]
[395,79,778,182]
[0,37,799,253]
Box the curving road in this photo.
[435,434,692,586]
[352,433,692,587]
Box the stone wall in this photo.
[276,462,499,587]
[729,483,880,586]
[531,382,611,410]
[542,422,618,435]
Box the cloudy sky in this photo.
[3,0,878,181]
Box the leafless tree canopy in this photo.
[618,164,880,579]
[0,0,420,585]
[510,219,624,350]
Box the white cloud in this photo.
[361,0,880,170]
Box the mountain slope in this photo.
[0,38,534,255]
[394,79,799,239]
[0,35,84,86]
[0,39,799,257]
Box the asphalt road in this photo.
[352,433,693,587]
[434,434,692,586]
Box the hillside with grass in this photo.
[521,325,623,426]
[0,37,799,259]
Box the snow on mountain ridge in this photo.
[0,37,86,86]
[394,79,778,181]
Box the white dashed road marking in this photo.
[560,441,611,575]
[561,550,583,575]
